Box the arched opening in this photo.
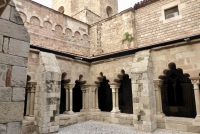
[106,6,113,17]
[58,6,65,13]
[73,81,82,112]
[159,63,196,118]
[59,73,66,114]
[24,75,31,116]
[119,74,133,114]
[98,77,112,112]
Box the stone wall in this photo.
[15,0,90,57]
[72,9,101,25]
[135,0,200,47]
[52,0,118,19]
[90,55,134,84]
[0,0,30,134]
[90,9,134,56]
[151,40,200,79]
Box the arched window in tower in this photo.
[58,6,65,14]
[159,63,196,118]
[106,6,113,17]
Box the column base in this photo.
[156,113,165,120]
[111,108,120,113]
[80,109,86,112]
[94,109,101,112]
[193,116,200,126]
[24,116,35,121]
[64,111,74,114]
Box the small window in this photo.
[165,6,179,19]
[58,6,65,14]
[106,6,113,17]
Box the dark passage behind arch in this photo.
[119,75,133,114]
[98,78,112,112]
[160,63,196,118]
[59,80,66,114]
[73,82,82,112]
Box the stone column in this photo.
[191,77,200,125]
[110,84,120,113]
[85,87,89,110]
[63,84,69,113]
[25,83,31,116]
[29,82,36,117]
[153,79,165,118]
[64,84,74,114]
[94,84,100,112]
[80,86,86,112]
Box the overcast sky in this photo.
[32,0,142,12]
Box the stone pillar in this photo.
[25,83,31,116]
[191,77,200,126]
[94,84,100,112]
[63,84,74,114]
[80,86,86,112]
[153,79,165,118]
[63,84,70,113]
[110,84,120,113]
[29,82,36,117]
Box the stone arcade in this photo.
[0,0,200,133]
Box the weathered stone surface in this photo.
[0,87,12,102]
[0,35,3,52]
[0,53,28,67]
[2,37,9,53]
[7,122,22,134]
[0,102,24,123]
[1,5,11,20]
[0,19,30,42]
[9,38,29,57]
[0,64,7,87]
[12,88,25,101]
[10,7,24,25]
[0,124,7,134]
[10,66,27,87]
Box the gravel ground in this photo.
[58,120,197,134]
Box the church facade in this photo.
[0,0,200,133]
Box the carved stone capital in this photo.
[64,84,75,91]
[153,79,163,91]
[190,77,200,90]
[110,84,120,92]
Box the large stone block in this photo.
[7,122,22,134]
[0,102,24,123]
[0,64,7,87]
[10,7,24,25]
[10,66,27,87]
[0,53,28,67]
[0,19,30,42]
[12,88,25,101]
[0,124,7,134]
[1,5,11,20]
[9,38,29,57]
[2,37,9,53]
[0,87,12,102]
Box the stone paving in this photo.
[58,120,197,134]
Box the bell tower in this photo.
[52,0,118,19]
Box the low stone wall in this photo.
[157,117,200,133]
[59,112,133,128]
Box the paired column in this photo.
[95,84,100,111]
[153,79,165,118]
[25,82,37,118]
[191,77,200,125]
[64,84,75,114]
[110,84,120,113]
